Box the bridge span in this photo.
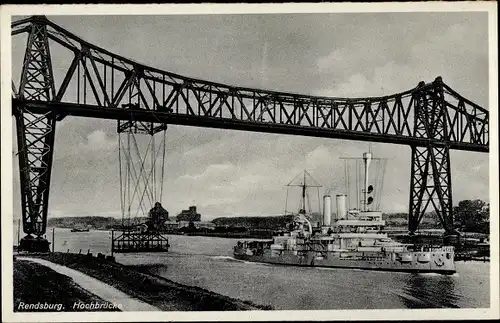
[11,16,489,251]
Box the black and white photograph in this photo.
[1,2,498,322]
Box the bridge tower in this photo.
[409,78,458,243]
[14,16,57,252]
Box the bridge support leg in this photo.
[408,145,458,243]
[15,107,57,252]
[15,17,57,252]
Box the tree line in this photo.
[46,199,489,234]
[211,199,490,234]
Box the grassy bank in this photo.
[17,253,272,311]
[13,259,120,312]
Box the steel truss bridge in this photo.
[11,16,489,250]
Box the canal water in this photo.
[44,228,490,310]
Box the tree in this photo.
[426,210,441,228]
[453,199,489,233]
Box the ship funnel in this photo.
[323,195,332,226]
[336,194,347,220]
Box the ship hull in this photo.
[234,248,456,275]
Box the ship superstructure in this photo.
[234,151,456,274]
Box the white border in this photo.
[1,3,498,322]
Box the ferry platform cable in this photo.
[119,129,168,226]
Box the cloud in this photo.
[313,61,438,98]
[179,163,237,181]
[82,130,117,151]
[316,49,347,72]
[313,19,488,106]
[53,128,118,162]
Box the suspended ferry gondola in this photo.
[112,118,170,253]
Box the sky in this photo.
[10,12,491,221]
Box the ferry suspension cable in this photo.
[131,135,154,212]
[118,129,168,228]
[122,134,154,219]
[131,134,161,218]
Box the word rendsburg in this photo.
[17,302,63,311]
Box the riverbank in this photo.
[14,259,119,312]
[13,252,273,311]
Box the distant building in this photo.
[163,217,214,231]
[176,206,201,222]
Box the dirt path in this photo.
[14,259,119,312]
[17,257,160,311]
[19,252,271,311]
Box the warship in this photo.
[233,151,456,275]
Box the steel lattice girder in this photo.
[11,16,489,151]
[15,21,57,236]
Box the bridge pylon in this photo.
[14,17,56,252]
[408,78,459,243]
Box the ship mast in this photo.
[285,170,321,215]
[341,147,386,213]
